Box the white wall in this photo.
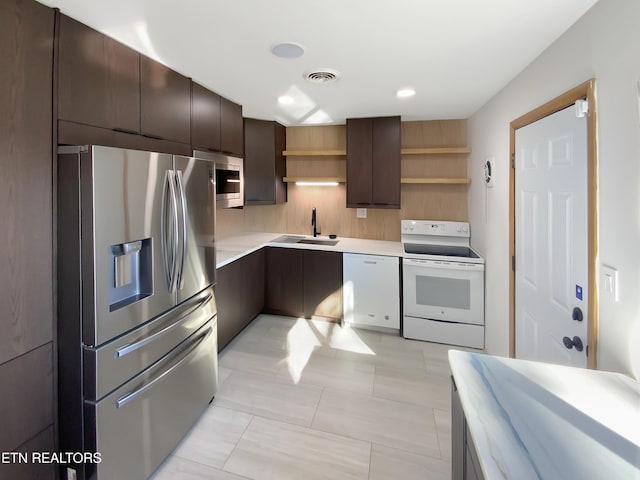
[468,0,640,379]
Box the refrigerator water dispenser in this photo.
[109,238,153,311]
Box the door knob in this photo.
[562,336,584,352]
[572,307,583,322]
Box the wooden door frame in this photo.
[509,79,598,369]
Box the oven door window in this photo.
[416,275,470,310]
[403,261,484,325]
[216,168,241,195]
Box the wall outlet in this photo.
[356,208,367,219]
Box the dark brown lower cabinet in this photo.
[216,249,265,351]
[0,343,54,454]
[265,247,342,320]
[265,247,304,317]
[303,250,343,320]
[217,247,343,350]
[0,425,55,480]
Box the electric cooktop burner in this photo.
[402,243,480,258]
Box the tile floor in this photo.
[151,314,467,480]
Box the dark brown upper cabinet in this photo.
[58,14,140,134]
[140,55,191,144]
[244,118,286,205]
[191,82,221,152]
[220,97,244,157]
[346,116,401,208]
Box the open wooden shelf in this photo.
[401,178,471,185]
[401,147,471,155]
[283,177,469,184]
[283,146,470,157]
[283,149,346,156]
[283,177,346,183]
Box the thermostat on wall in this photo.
[484,158,494,187]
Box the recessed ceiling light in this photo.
[397,88,416,98]
[271,42,305,59]
[278,95,294,105]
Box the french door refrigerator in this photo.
[57,145,218,480]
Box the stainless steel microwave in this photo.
[194,151,244,208]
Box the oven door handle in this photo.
[403,258,484,270]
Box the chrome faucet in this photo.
[311,207,319,237]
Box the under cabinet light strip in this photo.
[295,181,339,186]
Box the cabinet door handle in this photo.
[113,127,139,135]
[142,133,164,140]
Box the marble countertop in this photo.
[448,350,640,479]
[216,232,403,268]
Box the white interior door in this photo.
[515,103,588,367]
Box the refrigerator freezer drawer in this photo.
[84,286,216,401]
[403,316,484,349]
[84,318,218,480]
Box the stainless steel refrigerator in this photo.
[57,145,218,480]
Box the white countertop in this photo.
[448,350,640,479]
[216,232,403,268]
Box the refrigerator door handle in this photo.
[161,171,170,289]
[115,324,214,409]
[115,291,214,358]
[162,170,180,293]
[175,170,188,289]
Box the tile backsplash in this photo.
[217,183,467,241]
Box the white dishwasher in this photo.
[343,253,400,331]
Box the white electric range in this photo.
[401,220,485,349]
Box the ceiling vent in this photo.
[304,68,341,84]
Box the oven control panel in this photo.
[401,220,470,237]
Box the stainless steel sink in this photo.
[297,238,339,246]
[271,235,306,244]
[271,235,339,246]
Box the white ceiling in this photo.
[40,0,598,126]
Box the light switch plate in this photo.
[601,264,619,301]
[356,208,367,219]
